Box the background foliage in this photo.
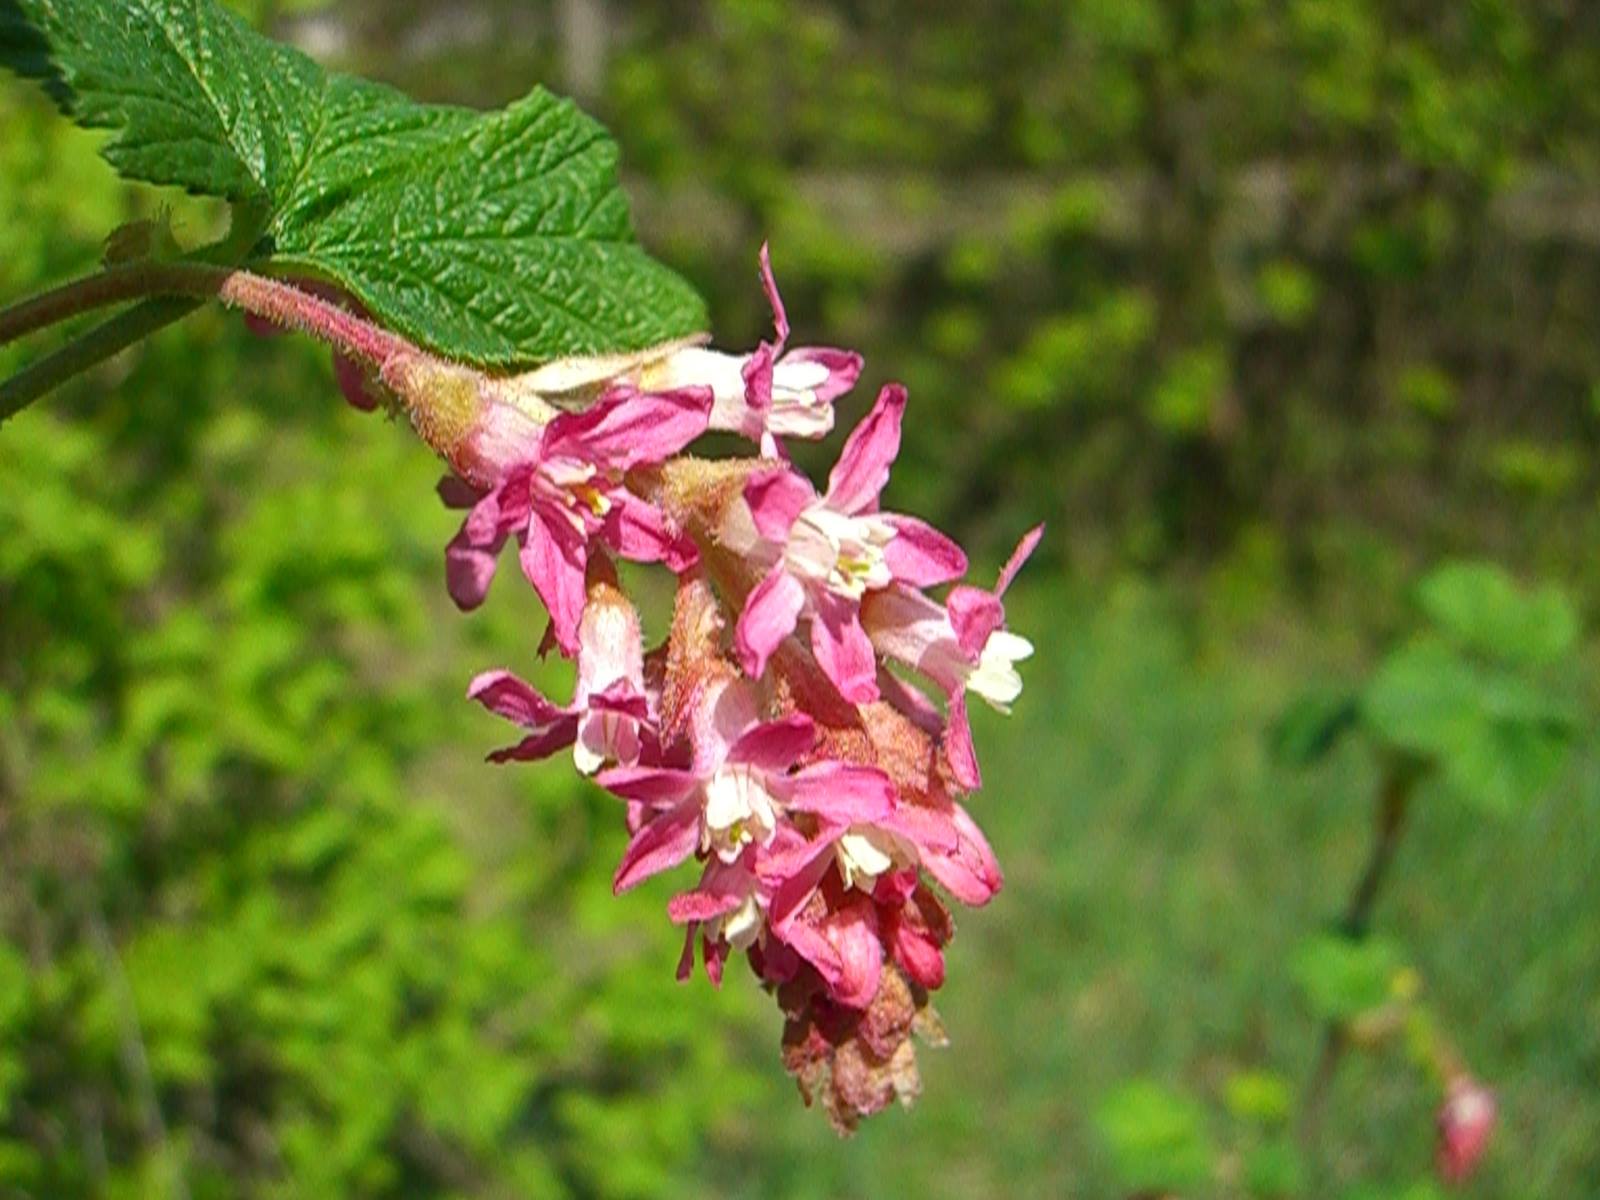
[2,1,1597,1196]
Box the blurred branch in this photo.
[0,264,227,350]
[1299,762,1419,1148]
[0,299,204,424]
[0,264,408,422]
[557,0,608,104]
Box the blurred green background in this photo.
[2,1,1598,1196]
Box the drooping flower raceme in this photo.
[419,245,1040,1133]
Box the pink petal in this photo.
[784,346,862,403]
[947,586,1006,661]
[891,917,946,990]
[612,797,702,893]
[811,592,880,705]
[467,669,573,727]
[883,515,968,587]
[819,902,883,1009]
[519,511,588,656]
[744,468,815,542]
[742,343,775,417]
[544,386,711,470]
[667,869,748,923]
[444,525,503,611]
[785,763,897,824]
[602,492,699,572]
[766,839,840,928]
[735,566,807,681]
[920,796,1002,906]
[944,692,982,791]
[758,241,790,348]
[464,480,515,543]
[437,474,484,510]
[675,924,698,982]
[586,682,651,721]
[824,383,906,515]
[877,802,961,857]
[333,351,379,411]
[689,678,761,776]
[727,714,815,771]
[244,312,283,338]
[703,934,729,985]
[876,668,946,736]
[596,765,699,808]
[997,523,1045,595]
[488,721,579,763]
[756,844,842,909]
[775,919,844,989]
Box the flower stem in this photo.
[213,271,409,370]
[1298,759,1419,1146]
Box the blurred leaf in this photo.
[1293,934,1404,1024]
[1150,346,1229,436]
[1225,1071,1294,1128]
[1487,440,1584,499]
[1245,1138,1307,1198]
[1095,1080,1215,1193]
[1417,561,1579,667]
[1396,364,1458,420]
[1361,636,1577,813]
[1257,260,1320,327]
[1271,687,1360,767]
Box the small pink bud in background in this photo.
[1436,1077,1496,1185]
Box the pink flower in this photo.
[467,581,652,774]
[732,383,968,702]
[641,244,862,455]
[1436,1077,1496,1185]
[862,524,1043,788]
[441,385,710,654]
[763,782,999,914]
[597,676,897,895]
[657,754,997,1006]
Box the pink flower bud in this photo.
[1436,1077,1496,1185]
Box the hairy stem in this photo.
[213,271,408,369]
[1299,760,1419,1147]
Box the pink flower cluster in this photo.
[436,247,1039,1131]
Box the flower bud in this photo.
[1436,1077,1496,1184]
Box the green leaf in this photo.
[0,0,706,365]
[1292,934,1403,1024]
[1095,1080,1214,1193]
[1271,686,1360,767]
[1361,636,1577,814]
[1417,560,1579,667]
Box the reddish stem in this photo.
[214,272,410,371]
